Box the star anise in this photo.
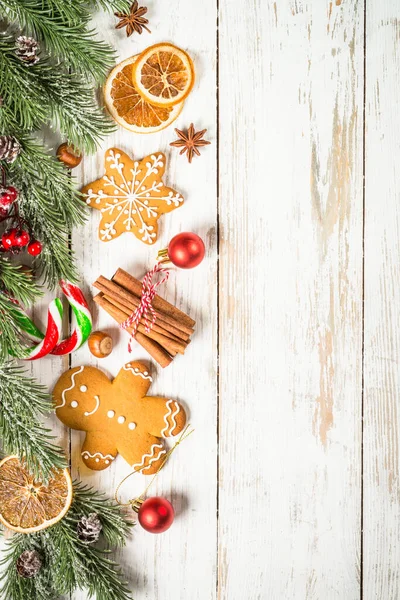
[170,124,211,164]
[115,1,151,37]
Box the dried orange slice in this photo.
[132,43,195,108]
[104,55,183,134]
[0,456,72,533]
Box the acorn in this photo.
[88,331,113,358]
[56,143,83,168]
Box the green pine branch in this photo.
[0,484,133,600]
[0,261,41,306]
[0,36,115,152]
[0,0,118,81]
[0,362,67,480]
[2,135,85,287]
[0,262,43,361]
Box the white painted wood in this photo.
[218,1,364,599]
[4,1,400,599]
[70,2,218,599]
[364,2,400,598]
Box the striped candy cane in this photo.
[11,281,92,360]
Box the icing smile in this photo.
[84,395,100,417]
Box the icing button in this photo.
[95,458,99,462]
[71,401,78,408]
[128,422,136,430]
[80,385,88,392]
[118,416,126,424]
[107,410,115,418]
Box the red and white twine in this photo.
[120,262,170,352]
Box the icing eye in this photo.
[71,401,79,408]
[107,410,115,418]
[80,385,88,392]
[117,416,126,424]
[128,422,136,430]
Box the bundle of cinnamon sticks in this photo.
[93,268,195,368]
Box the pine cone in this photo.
[77,513,103,544]
[16,550,42,579]
[0,135,21,163]
[15,36,40,66]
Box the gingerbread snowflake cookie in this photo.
[53,361,186,472]
[81,148,183,244]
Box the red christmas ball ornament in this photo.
[13,229,30,248]
[138,497,175,534]
[160,232,205,269]
[27,240,43,256]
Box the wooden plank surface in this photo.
[3,1,400,599]
[218,1,364,598]
[70,2,218,599]
[364,1,400,598]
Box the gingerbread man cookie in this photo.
[52,362,186,473]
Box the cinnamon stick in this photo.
[93,294,173,368]
[98,293,186,355]
[94,277,192,341]
[94,293,185,355]
[113,268,196,330]
[102,293,187,345]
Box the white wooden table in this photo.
[18,1,400,598]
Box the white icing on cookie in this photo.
[128,422,136,430]
[71,401,78,408]
[84,395,100,417]
[161,399,181,437]
[107,410,115,418]
[55,366,84,409]
[82,451,115,461]
[132,444,165,472]
[123,364,152,381]
[117,416,126,424]
[80,385,88,392]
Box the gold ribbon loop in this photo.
[114,424,194,508]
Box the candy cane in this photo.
[11,281,92,359]
[18,298,63,361]
[52,280,92,355]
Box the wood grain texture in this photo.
[218,1,364,598]
[70,2,218,599]
[364,1,400,598]
[3,1,400,599]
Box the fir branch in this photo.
[71,483,133,548]
[4,136,84,287]
[36,237,78,288]
[0,534,58,600]
[0,260,42,306]
[50,519,133,600]
[0,0,118,81]
[0,39,115,152]
[90,0,131,12]
[0,484,133,600]
[6,136,86,228]
[0,362,66,480]
[0,294,27,361]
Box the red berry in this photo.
[27,240,42,256]
[0,191,14,209]
[5,186,18,202]
[2,228,17,248]
[13,229,30,248]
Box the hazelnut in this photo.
[88,331,113,358]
